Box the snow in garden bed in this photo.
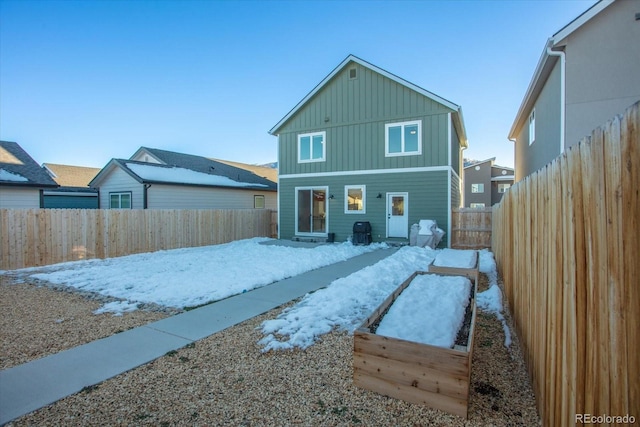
[375,274,471,348]
[18,238,385,311]
[260,247,510,351]
[433,248,477,269]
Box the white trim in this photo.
[552,0,614,44]
[344,184,366,214]
[386,192,409,238]
[447,170,452,248]
[546,47,566,153]
[447,112,452,167]
[279,165,451,180]
[384,120,422,157]
[297,131,326,163]
[528,108,536,145]
[269,55,459,135]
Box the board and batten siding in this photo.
[279,170,450,245]
[146,184,276,210]
[277,63,453,175]
[0,187,41,208]
[96,167,144,209]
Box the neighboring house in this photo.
[509,0,640,181]
[269,55,467,246]
[89,147,277,209]
[42,163,100,208]
[463,158,514,208]
[0,141,58,208]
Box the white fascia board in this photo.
[552,0,614,46]
[463,158,496,170]
[508,39,556,140]
[269,54,461,135]
[279,166,452,180]
[508,0,612,141]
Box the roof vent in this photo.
[349,67,357,80]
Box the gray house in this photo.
[463,158,514,208]
[0,141,58,208]
[269,55,467,246]
[509,0,640,181]
[90,147,277,209]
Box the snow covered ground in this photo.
[11,238,385,311]
[4,238,510,350]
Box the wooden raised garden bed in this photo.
[428,248,479,284]
[353,271,477,419]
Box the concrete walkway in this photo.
[0,246,399,425]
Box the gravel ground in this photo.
[1,272,541,426]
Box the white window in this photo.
[109,192,131,209]
[470,203,485,208]
[254,195,265,209]
[385,120,422,156]
[298,131,326,163]
[498,183,511,193]
[529,109,535,145]
[345,185,366,214]
[471,183,484,193]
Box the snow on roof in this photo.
[491,175,515,182]
[0,168,29,182]
[126,162,268,188]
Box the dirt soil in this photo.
[1,272,541,426]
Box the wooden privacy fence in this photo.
[492,102,639,426]
[0,209,277,270]
[451,207,492,249]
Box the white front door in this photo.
[386,192,408,238]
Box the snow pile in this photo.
[93,301,140,316]
[477,249,512,347]
[258,246,436,351]
[0,168,29,182]
[376,274,471,348]
[433,248,478,269]
[26,238,385,312]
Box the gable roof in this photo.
[269,54,467,147]
[508,0,615,139]
[209,158,278,184]
[90,147,276,191]
[43,163,101,188]
[0,141,58,188]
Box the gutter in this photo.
[143,184,151,209]
[546,46,566,154]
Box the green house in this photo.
[269,55,467,246]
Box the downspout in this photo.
[546,46,566,154]
[460,144,468,207]
[143,184,151,209]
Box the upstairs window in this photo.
[254,195,265,209]
[529,109,536,145]
[298,131,326,163]
[471,183,484,193]
[385,120,422,156]
[110,192,131,209]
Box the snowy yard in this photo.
[3,237,509,351]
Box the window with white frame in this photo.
[109,192,131,209]
[298,131,326,163]
[254,195,265,209]
[385,120,422,156]
[470,203,485,208]
[498,183,511,193]
[345,185,366,214]
[529,109,535,145]
[471,183,484,193]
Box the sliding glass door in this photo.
[296,187,327,235]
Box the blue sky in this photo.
[0,0,596,169]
